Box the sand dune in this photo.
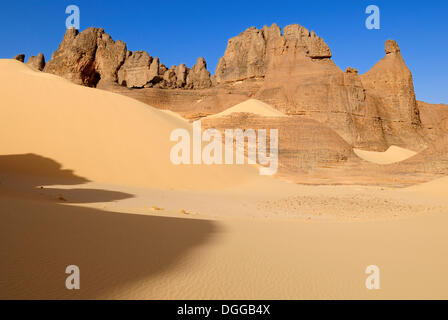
[207,98,287,118]
[405,176,448,201]
[0,60,262,190]
[160,109,189,122]
[353,145,417,164]
[3,183,448,299]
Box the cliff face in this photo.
[222,25,425,151]
[360,40,424,148]
[42,24,432,154]
[214,23,331,83]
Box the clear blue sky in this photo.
[0,0,446,103]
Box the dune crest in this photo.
[206,99,287,119]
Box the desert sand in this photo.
[207,98,287,118]
[0,60,263,190]
[353,145,418,164]
[405,176,448,200]
[1,60,448,299]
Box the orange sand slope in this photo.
[353,145,418,164]
[0,60,263,190]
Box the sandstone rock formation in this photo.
[13,54,25,62]
[360,40,424,149]
[117,54,212,89]
[44,27,105,86]
[94,32,127,85]
[117,51,157,88]
[44,27,127,87]
[186,57,212,89]
[108,25,428,152]
[391,128,448,177]
[26,53,45,71]
[102,25,428,152]
[345,67,358,74]
[44,27,212,90]
[175,64,187,87]
[417,101,448,143]
[251,33,426,151]
[214,23,331,83]
[250,31,387,150]
[202,113,355,176]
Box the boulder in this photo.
[345,67,358,74]
[13,54,25,63]
[26,53,45,71]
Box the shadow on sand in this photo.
[0,153,132,203]
[0,154,218,299]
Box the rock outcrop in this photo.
[117,54,212,89]
[250,28,389,150]
[245,32,426,151]
[117,51,157,88]
[185,57,212,89]
[202,113,355,176]
[44,27,102,86]
[44,27,212,90]
[26,53,45,71]
[360,40,424,149]
[345,67,358,74]
[214,23,331,83]
[418,101,448,143]
[13,54,25,62]
[44,27,126,87]
[94,32,127,85]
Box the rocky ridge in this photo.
[43,27,212,89]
